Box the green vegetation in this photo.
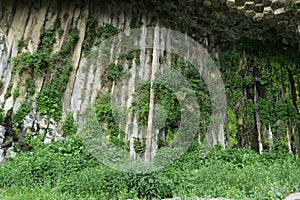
[82,17,97,56]
[82,20,119,56]
[99,23,119,39]
[40,29,56,52]
[53,18,61,30]
[121,49,141,68]
[220,39,300,153]
[12,84,20,102]
[62,113,77,136]
[63,13,69,21]
[286,0,299,11]
[11,50,51,75]
[134,138,146,153]
[4,83,13,100]
[36,56,73,121]
[105,63,128,82]
[61,27,79,55]
[132,83,151,126]
[24,77,35,96]
[36,26,78,121]
[12,101,31,132]
[58,28,64,37]
[0,136,299,200]
[129,55,210,147]
[17,39,26,53]
[3,15,300,200]
[129,18,144,29]
[94,93,127,148]
[0,108,5,125]
[9,19,79,131]
[0,81,3,92]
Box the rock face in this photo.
[0,0,299,162]
[132,0,300,45]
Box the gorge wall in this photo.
[0,0,299,162]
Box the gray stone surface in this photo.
[44,136,52,144]
[284,192,300,200]
[23,114,34,129]
[0,125,5,139]
[0,0,299,166]
[5,147,16,159]
[0,149,4,163]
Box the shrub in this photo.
[11,50,51,75]
[62,113,77,136]
[12,101,31,132]
[0,135,98,188]
[0,139,299,199]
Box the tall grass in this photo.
[0,136,299,199]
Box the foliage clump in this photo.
[11,50,51,75]
[62,113,77,136]
[94,93,127,148]
[12,101,31,132]
[0,137,299,199]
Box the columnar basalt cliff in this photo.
[0,0,299,162]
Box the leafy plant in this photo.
[53,18,61,30]
[36,26,78,121]
[0,108,5,125]
[24,77,35,96]
[63,13,69,21]
[62,113,77,136]
[106,63,127,81]
[99,23,119,39]
[129,18,143,29]
[17,39,26,53]
[12,84,20,102]
[61,27,79,55]
[58,28,64,37]
[133,138,146,153]
[94,93,127,148]
[12,101,31,132]
[4,83,13,100]
[0,139,299,200]
[0,135,97,188]
[36,57,73,121]
[40,29,56,52]
[11,50,51,75]
[82,17,97,56]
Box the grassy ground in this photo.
[0,136,299,200]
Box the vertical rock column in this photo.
[144,25,160,162]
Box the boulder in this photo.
[23,114,34,129]
[0,125,5,140]
[5,147,16,159]
[0,149,4,163]
[284,193,300,200]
